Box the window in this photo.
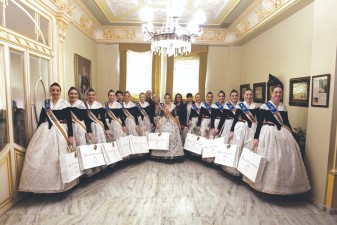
[10,49,27,147]
[126,50,152,99]
[173,56,200,98]
[0,46,8,152]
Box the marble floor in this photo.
[1,157,336,225]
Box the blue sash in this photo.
[238,102,256,123]
[203,102,212,114]
[192,103,200,114]
[135,102,149,118]
[215,102,224,112]
[226,102,236,114]
[265,101,283,125]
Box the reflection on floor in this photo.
[0,157,336,225]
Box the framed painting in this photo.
[240,84,250,102]
[75,54,91,100]
[289,76,310,107]
[311,74,330,108]
[253,82,266,103]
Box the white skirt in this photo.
[188,117,199,134]
[209,118,221,139]
[200,118,211,138]
[138,116,152,136]
[90,122,107,144]
[72,121,87,149]
[151,117,184,159]
[19,122,78,193]
[107,119,126,142]
[222,121,257,176]
[244,125,310,195]
[125,117,139,136]
[220,118,234,144]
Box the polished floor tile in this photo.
[0,158,336,225]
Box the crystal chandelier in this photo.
[140,6,206,57]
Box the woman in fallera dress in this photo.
[174,93,188,143]
[104,89,127,142]
[244,86,310,195]
[219,89,239,144]
[188,93,202,134]
[185,93,193,126]
[211,90,227,139]
[68,87,93,149]
[150,93,184,160]
[197,92,213,138]
[136,92,154,136]
[223,89,259,176]
[19,83,78,193]
[122,91,141,136]
[86,88,110,144]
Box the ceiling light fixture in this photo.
[140,5,206,57]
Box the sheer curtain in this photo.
[173,56,200,98]
[126,50,152,99]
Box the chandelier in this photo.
[140,6,206,57]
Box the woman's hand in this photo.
[122,126,127,133]
[105,130,111,138]
[136,125,141,134]
[188,120,192,126]
[229,132,234,140]
[253,139,259,149]
[68,136,74,147]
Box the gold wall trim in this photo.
[0,27,54,57]
[325,172,337,209]
[14,149,26,186]
[0,152,13,209]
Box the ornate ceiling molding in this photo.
[50,0,74,16]
[42,0,312,46]
[102,27,136,40]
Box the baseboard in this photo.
[305,192,327,211]
[0,193,28,217]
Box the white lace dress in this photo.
[86,101,107,144]
[151,104,184,159]
[222,101,258,176]
[137,102,153,136]
[19,99,78,193]
[106,101,126,142]
[70,100,88,149]
[123,101,139,136]
[220,102,238,144]
[243,102,310,195]
[188,102,202,134]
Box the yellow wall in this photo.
[306,0,337,207]
[96,44,119,103]
[206,46,241,99]
[64,24,97,98]
[240,3,314,130]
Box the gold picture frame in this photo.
[74,54,91,100]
